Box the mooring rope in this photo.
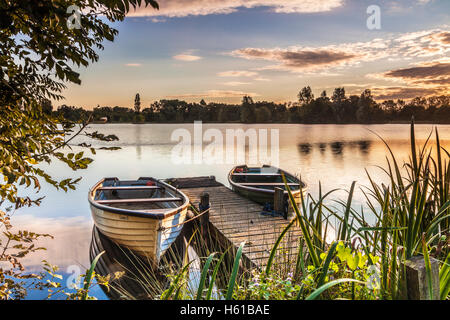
[159,203,210,232]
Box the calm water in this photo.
[8,123,450,299]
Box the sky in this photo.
[62,0,450,109]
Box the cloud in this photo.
[394,29,450,57]
[124,63,142,67]
[128,0,344,17]
[222,81,252,86]
[147,17,167,23]
[235,48,357,68]
[231,41,388,72]
[254,77,271,81]
[217,70,259,77]
[173,53,202,61]
[383,61,450,81]
[374,59,450,88]
[372,87,442,100]
[167,89,260,98]
[369,59,450,99]
[10,215,92,270]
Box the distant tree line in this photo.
[52,87,450,124]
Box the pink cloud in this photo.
[128,0,344,17]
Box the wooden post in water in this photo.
[199,192,210,237]
[402,255,440,300]
[273,187,287,219]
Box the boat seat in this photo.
[96,197,183,205]
[137,208,172,213]
[97,186,162,191]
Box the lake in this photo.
[9,123,450,299]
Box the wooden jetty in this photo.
[167,176,303,269]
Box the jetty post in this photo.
[402,255,440,300]
[199,192,210,237]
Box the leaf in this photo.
[225,241,245,300]
[196,253,216,300]
[305,279,364,300]
[81,251,105,300]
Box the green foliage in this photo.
[41,255,124,300]
[0,0,158,299]
[196,253,216,300]
[0,0,158,104]
[226,241,245,300]
[439,252,450,299]
[235,270,302,300]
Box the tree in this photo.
[240,95,255,123]
[298,86,314,105]
[134,93,141,113]
[356,89,377,123]
[41,99,53,115]
[0,0,158,299]
[332,87,346,104]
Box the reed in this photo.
[110,120,449,300]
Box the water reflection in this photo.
[90,223,235,300]
[318,143,327,153]
[330,141,344,155]
[135,124,142,160]
[90,226,177,299]
[297,140,372,158]
[356,140,370,154]
[298,143,312,155]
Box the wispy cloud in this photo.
[231,41,388,72]
[173,53,203,61]
[369,58,450,99]
[222,81,252,86]
[217,70,259,77]
[128,0,344,17]
[254,77,271,81]
[372,86,443,100]
[167,89,260,98]
[124,63,142,67]
[372,59,450,86]
[147,17,167,23]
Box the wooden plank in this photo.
[96,197,183,204]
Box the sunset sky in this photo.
[63,0,450,109]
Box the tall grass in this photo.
[106,120,449,300]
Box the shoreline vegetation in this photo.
[153,121,449,301]
[54,89,450,125]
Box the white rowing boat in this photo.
[88,177,189,265]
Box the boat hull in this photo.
[231,184,303,207]
[228,165,306,213]
[88,177,190,265]
[90,204,188,263]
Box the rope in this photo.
[159,203,210,232]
